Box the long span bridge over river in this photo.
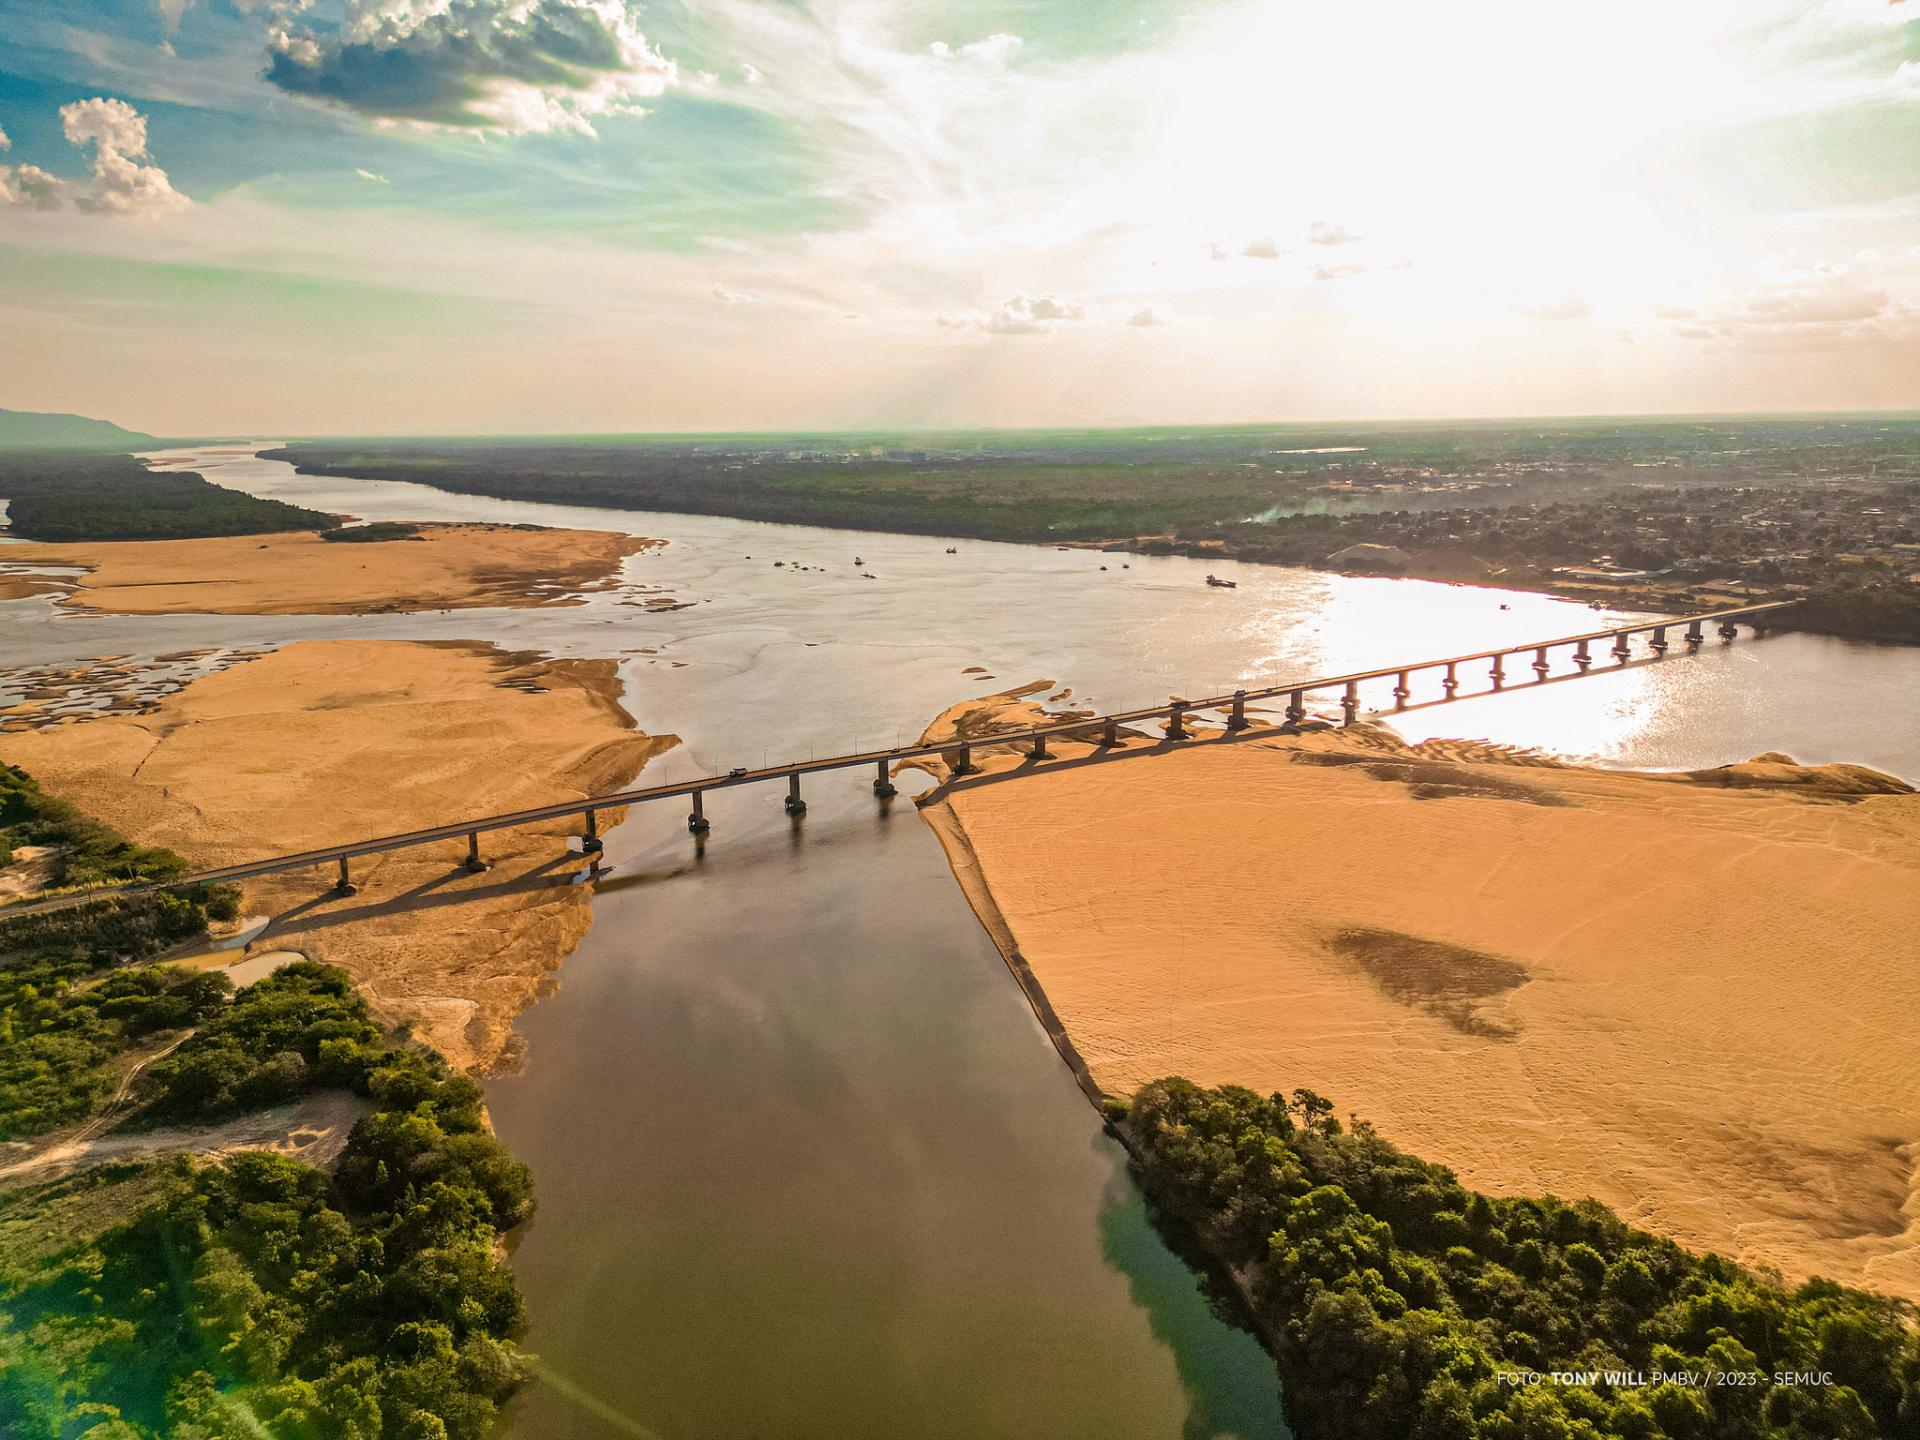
[1,600,1792,919]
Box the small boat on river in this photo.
[1206,574,1237,589]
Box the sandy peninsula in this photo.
[1,522,656,614]
[0,639,674,1071]
[917,697,1920,1301]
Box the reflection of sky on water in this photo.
[5,446,1913,783]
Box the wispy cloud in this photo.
[1126,306,1171,327]
[939,292,1087,335]
[1308,220,1363,246]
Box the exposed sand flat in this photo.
[0,639,674,1071]
[921,709,1920,1299]
[1,522,657,614]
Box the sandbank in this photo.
[0,638,674,1070]
[918,700,1920,1300]
[0,522,657,615]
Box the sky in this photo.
[0,0,1917,436]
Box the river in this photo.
[7,446,1920,1440]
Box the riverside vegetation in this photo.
[269,416,1920,644]
[0,453,332,542]
[1122,1080,1920,1440]
[1,767,535,1439]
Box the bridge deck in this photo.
[0,600,1792,919]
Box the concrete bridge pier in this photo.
[1650,626,1669,654]
[872,760,897,798]
[1031,733,1052,760]
[1489,654,1506,689]
[687,791,710,834]
[1686,619,1705,646]
[952,744,978,775]
[334,856,357,897]
[1391,672,1411,709]
[1612,633,1633,662]
[1227,690,1250,730]
[1100,720,1121,748]
[785,774,807,816]
[1573,640,1592,669]
[1341,681,1360,725]
[1442,662,1459,695]
[1532,646,1551,679]
[1165,704,1188,740]
[1718,621,1739,641]
[580,809,603,855]
[1286,690,1307,725]
[464,832,489,873]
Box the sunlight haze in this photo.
[1,0,1916,433]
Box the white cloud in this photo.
[740,62,763,84]
[1308,220,1363,246]
[266,0,679,136]
[356,168,390,184]
[1312,262,1366,282]
[939,292,1087,336]
[930,33,1023,64]
[0,126,10,152]
[1241,236,1280,259]
[0,99,189,217]
[1521,296,1591,319]
[1126,306,1171,327]
[713,283,757,304]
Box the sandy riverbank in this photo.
[917,699,1920,1300]
[0,522,657,614]
[0,639,674,1071]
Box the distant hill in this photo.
[0,407,159,450]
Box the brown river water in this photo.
[4,445,1918,1440]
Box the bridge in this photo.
[0,600,1792,920]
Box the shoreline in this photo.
[0,521,660,616]
[914,704,1920,1302]
[0,638,673,1072]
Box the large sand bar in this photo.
[0,639,673,1070]
[1,522,655,614]
[924,717,1920,1299]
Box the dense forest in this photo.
[0,771,536,1438]
[0,965,533,1440]
[1123,1079,1920,1440]
[0,452,332,541]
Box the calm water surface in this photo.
[6,446,1918,1439]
